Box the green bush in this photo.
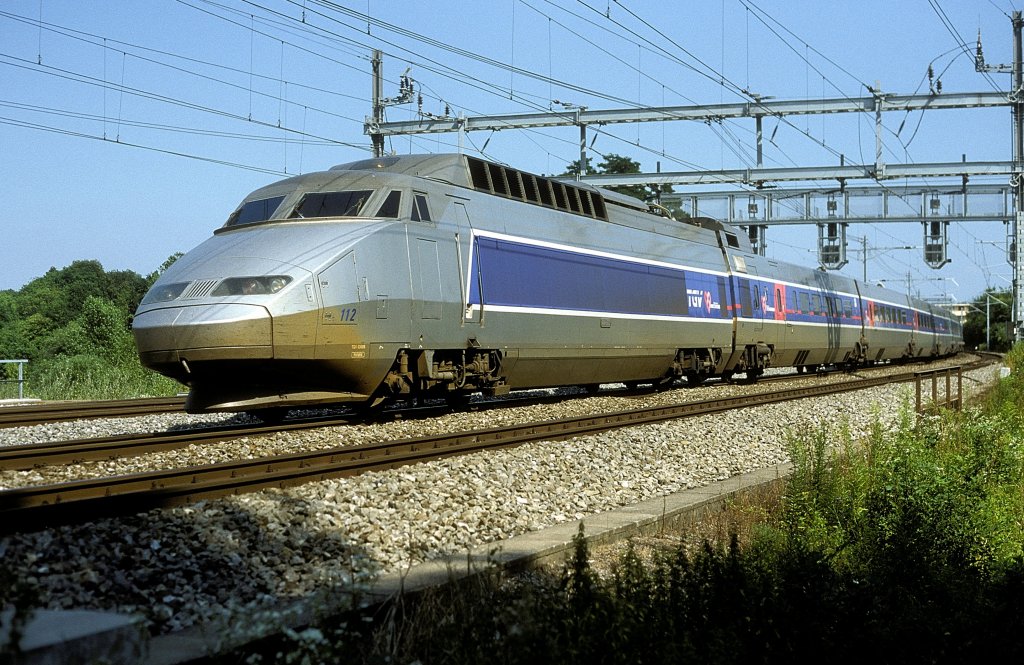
[0,259,185,400]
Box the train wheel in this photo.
[686,373,706,387]
[584,384,601,394]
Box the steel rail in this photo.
[0,392,590,470]
[0,363,985,535]
[0,414,360,471]
[0,366,878,471]
[0,396,187,428]
[0,362,874,430]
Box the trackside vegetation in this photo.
[0,258,183,400]
[234,349,1024,664]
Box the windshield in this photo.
[291,190,374,218]
[224,196,285,227]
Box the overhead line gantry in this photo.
[366,13,1024,339]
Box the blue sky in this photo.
[0,0,1017,304]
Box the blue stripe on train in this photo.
[469,235,730,319]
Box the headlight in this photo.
[212,276,293,296]
[140,282,189,305]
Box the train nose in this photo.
[133,303,273,369]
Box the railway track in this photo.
[0,390,638,471]
[0,358,990,535]
[0,363,922,471]
[0,363,894,430]
[0,396,187,428]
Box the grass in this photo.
[3,353,182,401]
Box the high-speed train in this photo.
[132,153,962,416]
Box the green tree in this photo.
[0,291,17,325]
[104,269,151,315]
[17,279,67,323]
[0,259,183,399]
[80,296,135,362]
[962,289,1012,351]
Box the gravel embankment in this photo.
[0,359,1000,634]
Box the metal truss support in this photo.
[370,91,1008,137]
[665,183,1013,227]
[582,161,1012,187]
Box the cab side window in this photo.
[411,193,432,222]
[376,190,402,218]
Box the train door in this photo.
[413,239,443,320]
[814,271,841,364]
[451,201,482,326]
[750,269,780,350]
[773,283,787,322]
[748,267,764,333]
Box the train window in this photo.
[411,193,432,222]
[226,195,285,227]
[375,190,402,218]
[799,292,809,313]
[291,190,373,219]
[725,234,740,248]
[591,194,608,220]
[844,299,853,318]
[900,310,907,325]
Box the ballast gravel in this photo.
[0,359,1001,635]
